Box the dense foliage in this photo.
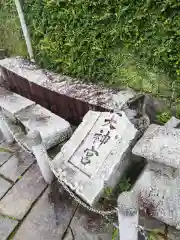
[23,0,180,85]
[0,0,27,56]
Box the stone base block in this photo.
[133,165,180,229]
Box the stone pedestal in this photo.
[132,122,180,229]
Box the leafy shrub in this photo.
[23,0,180,85]
[0,0,27,56]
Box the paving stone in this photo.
[0,215,18,240]
[0,177,12,198]
[0,150,35,182]
[13,186,78,240]
[63,228,74,240]
[0,86,34,120]
[168,226,180,240]
[0,163,47,220]
[0,141,14,166]
[69,206,114,240]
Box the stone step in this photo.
[0,87,34,121]
[132,124,180,169]
[133,165,180,229]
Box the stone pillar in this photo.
[0,109,14,143]
[117,191,139,240]
[28,130,54,184]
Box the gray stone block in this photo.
[168,226,180,240]
[13,187,77,240]
[0,150,35,182]
[16,104,72,149]
[165,116,180,129]
[132,124,180,168]
[52,110,137,205]
[0,87,34,120]
[0,177,12,199]
[133,165,180,229]
[0,215,18,240]
[0,163,47,220]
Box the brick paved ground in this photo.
[0,130,179,240]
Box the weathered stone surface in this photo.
[16,104,72,149]
[69,206,114,240]
[13,186,77,240]
[0,150,35,182]
[132,124,180,168]
[165,116,180,129]
[0,86,34,120]
[0,141,14,166]
[0,130,4,143]
[139,211,166,231]
[0,177,12,198]
[0,215,18,240]
[63,228,74,240]
[52,110,137,205]
[0,163,47,220]
[0,57,137,125]
[168,226,180,240]
[133,165,180,229]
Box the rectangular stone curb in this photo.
[0,57,136,124]
[0,163,47,220]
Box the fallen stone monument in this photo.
[51,110,138,205]
[132,121,180,229]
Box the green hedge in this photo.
[0,0,27,56]
[23,0,180,84]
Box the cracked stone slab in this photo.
[69,206,115,240]
[0,215,18,240]
[132,124,180,169]
[0,86,34,120]
[0,177,12,199]
[52,110,137,206]
[0,163,47,220]
[0,150,35,182]
[15,104,72,149]
[13,186,78,240]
